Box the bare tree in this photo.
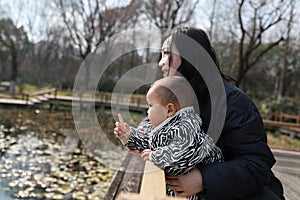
[233,0,291,84]
[54,0,140,86]
[21,24,80,89]
[55,0,140,59]
[0,18,30,92]
[143,0,200,31]
[207,0,218,39]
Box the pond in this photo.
[0,107,130,200]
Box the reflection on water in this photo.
[0,108,125,200]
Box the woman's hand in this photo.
[127,147,142,154]
[166,168,204,197]
[141,149,152,161]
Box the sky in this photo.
[0,0,299,43]
[0,0,134,42]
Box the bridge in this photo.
[0,88,148,113]
[104,150,300,200]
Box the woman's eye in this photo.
[161,50,171,57]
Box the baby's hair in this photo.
[151,76,195,109]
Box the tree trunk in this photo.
[277,0,295,100]
[10,44,18,93]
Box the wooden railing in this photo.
[116,161,185,200]
[263,119,300,129]
[273,112,300,124]
[97,93,146,107]
[263,112,300,128]
[263,112,300,138]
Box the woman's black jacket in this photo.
[197,81,284,200]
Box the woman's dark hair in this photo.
[170,27,237,84]
[160,27,237,131]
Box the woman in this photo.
[156,27,285,199]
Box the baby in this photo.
[114,76,223,199]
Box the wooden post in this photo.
[137,98,141,107]
[116,161,186,200]
[279,112,284,121]
[54,88,57,99]
[25,94,29,104]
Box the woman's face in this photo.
[158,36,182,78]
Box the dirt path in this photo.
[273,150,300,200]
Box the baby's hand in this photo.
[114,114,130,137]
[114,114,131,145]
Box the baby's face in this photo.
[146,88,168,128]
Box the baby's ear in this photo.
[167,103,177,117]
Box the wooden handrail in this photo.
[279,113,300,124]
[272,112,300,124]
[28,88,57,97]
[116,161,185,200]
[140,161,166,198]
[263,119,300,129]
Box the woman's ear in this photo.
[166,103,177,117]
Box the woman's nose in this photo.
[158,57,164,67]
[158,56,167,67]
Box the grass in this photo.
[267,131,300,151]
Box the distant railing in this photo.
[263,119,300,128]
[263,112,300,138]
[263,112,300,127]
[22,88,57,103]
[0,81,10,92]
[273,112,300,124]
[97,93,146,106]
